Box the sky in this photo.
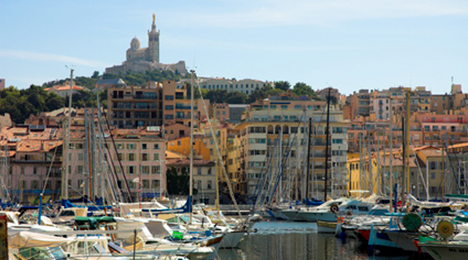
[1,0,467,95]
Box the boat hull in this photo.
[281,209,306,222]
[419,242,468,260]
[367,226,405,255]
[385,230,419,252]
[317,220,338,233]
[219,231,245,248]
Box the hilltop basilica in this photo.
[105,14,188,75]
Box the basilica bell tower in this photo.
[148,13,160,63]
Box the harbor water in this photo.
[216,221,432,260]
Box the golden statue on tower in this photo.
[153,13,155,23]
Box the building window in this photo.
[78,180,84,189]
[142,143,147,150]
[128,153,135,161]
[152,166,160,174]
[152,180,160,188]
[128,166,135,174]
[153,153,160,160]
[141,166,149,174]
[142,153,148,161]
[197,168,202,175]
[165,95,174,100]
[31,180,39,189]
[33,167,37,174]
[127,143,135,149]
[142,180,150,189]
[207,180,212,189]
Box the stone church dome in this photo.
[130,37,140,50]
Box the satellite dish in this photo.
[402,213,422,231]
[437,220,454,239]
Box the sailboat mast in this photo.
[368,124,372,193]
[213,104,220,216]
[278,126,283,202]
[405,91,411,195]
[189,70,194,224]
[61,68,73,200]
[389,97,394,212]
[324,88,331,201]
[306,118,312,200]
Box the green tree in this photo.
[206,90,228,104]
[274,81,291,91]
[71,90,96,108]
[91,71,100,79]
[225,91,248,104]
[292,82,318,99]
[166,167,197,196]
[266,88,285,96]
[45,95,65,111]
[247,84,273,103]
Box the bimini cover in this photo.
[119,201,168,216]
[9,231,72,249]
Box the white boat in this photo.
[418,241,468,260]
[297,197,375,222]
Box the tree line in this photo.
[1,70,321,124]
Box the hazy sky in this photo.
[1,0,467,95]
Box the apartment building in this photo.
[237,93,349,201]
[166,134,211,161]
[430,94,453,114]
[0,126,62,203]
[213,103,229,123]
[107,80,210,129]
[228,104,249,123]
[226,128,244,199]
[67,126,167,201]
[197,78,269,95]
[107,81,163,128]
[348,89,371,118]
[447,142,468,195]
[166,158,216,204]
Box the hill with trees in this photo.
[1,70,322,124]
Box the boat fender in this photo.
[330,204,339,214]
